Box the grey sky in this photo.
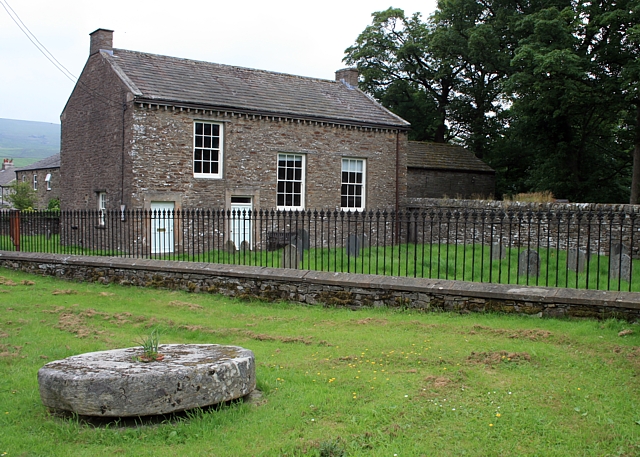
[0,0,437,125]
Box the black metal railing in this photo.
[0,207,638,292]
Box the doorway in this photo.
[230,196,252,250]
[151,201,175,254]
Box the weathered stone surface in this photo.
[567,249,588,273]
[38,344,255,417]
[518,249,540,277]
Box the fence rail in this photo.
[1,207,638,292]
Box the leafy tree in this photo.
[8,181,37,210]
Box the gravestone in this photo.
[240,240,251,251]
[518,249,540,277]
[291,229,310,250]
[225,240,237,253]
[610,253,631,282]
[567,249,588,273]
[491,243,507,261]
[282,244,300,269]
[347,234,361,257]
[610,243,629,258]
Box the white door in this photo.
[151,201,175,254]
[230,197,252,250]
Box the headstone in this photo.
[610,253,632,282]
[240,240,251,251]
[518,249,540,277]
[567,249,588,273]
[225,240,236,253]
[347,234,361,257]
[359,234,369,249]
[610,243,629,258]
[491,243,507,261]
[282,244,300,269]
[291,229,310,251]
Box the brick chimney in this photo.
[335,68,359,89]
[2,158,14,171]
[90,28,114,55]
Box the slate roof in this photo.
[102,49,410,129]
[407,142,494,173]
[0,168,15,187]
[15,153,60,172]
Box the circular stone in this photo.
[37,344,256,417]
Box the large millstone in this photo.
[38,344,256,417]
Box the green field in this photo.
[1,267,639,456]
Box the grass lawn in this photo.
[0,267,639,456]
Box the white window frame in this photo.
[33,174,37,191]
[193,121,223,179]
[98,192,106,226]
[341,158,366,210]
[276,153,305,210]
[45,173,52,191]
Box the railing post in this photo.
[9,210,20,251]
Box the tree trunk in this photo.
[631,103,640,204]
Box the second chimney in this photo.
[335,68,359,89]
[90,28,114,56]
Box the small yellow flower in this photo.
[496,413,501,417]
[489,423,494,427]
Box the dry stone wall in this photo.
[1,252,639,321]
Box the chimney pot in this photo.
[90,28,114,55]
[335,68,359,89]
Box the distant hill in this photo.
[0,118,60,167]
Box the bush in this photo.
[7,181,37,210]
[47,197,60,211]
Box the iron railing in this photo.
[0,207,638,292]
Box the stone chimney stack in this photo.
[2,158,14,171]
[335,68,359,89]
[90,28,114,55]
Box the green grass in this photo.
[1,267,640,456]
[5,234,635,291]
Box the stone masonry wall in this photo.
[407,169,495,199]
[15,167,61,210]
[128,106,407,211]
[60,51,134,212]
[1,251,639,321]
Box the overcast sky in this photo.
[0,0,437,125]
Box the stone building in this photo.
[61,29,410,213]
[14,154,61,209]
[406,142,495,199]
[0,159,16,207]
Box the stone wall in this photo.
[1,251,639,321]
[405,198,640,257]
[407,169,495,199]
[127,107,406,211]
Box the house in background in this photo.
[61,29,410,218]
[406,142,495,199]
[0,159,16,207]
[14,153,61,209]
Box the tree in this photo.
[8,181,37,210]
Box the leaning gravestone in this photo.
[491,243,507,261]
[282,244,300,269]
[240,240,251,252]
[518,249,540,277]
[347,234,361,258]
[38,344,255,417]
[567,249,588,273]
[610,253,631,282]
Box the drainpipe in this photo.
[395,130,400,243]
[121,101,127,209]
